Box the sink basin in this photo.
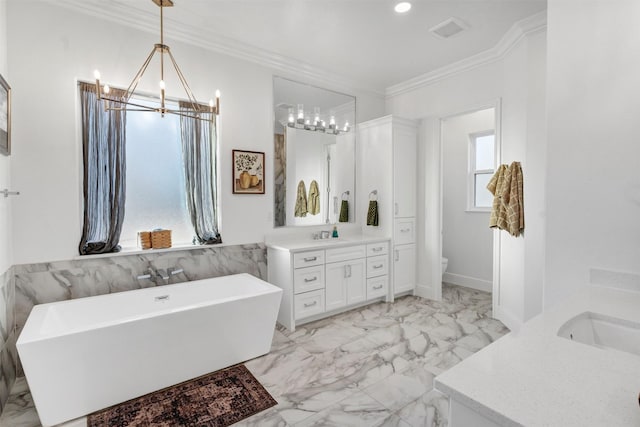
[558,311,640,357]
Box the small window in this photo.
[468,131,495,211]
[118,97,194,248]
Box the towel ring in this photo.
[341,191,350,201]
[369,190,378,201]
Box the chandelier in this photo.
[287,105,351,135]
[93,0,219,123]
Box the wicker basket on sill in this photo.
[138,231,152,250]
[151,229,172,249]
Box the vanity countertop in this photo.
[435,285,640,426]
[266,235,390,252]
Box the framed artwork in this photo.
[232,150,265,194]
[0,74,10,156]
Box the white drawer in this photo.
[294,289,325,319]
[366,242,389,257]
[293,250,325,269]
[325,245,366,263]
[367,255,389,278]
[367,276,388,299]
[294,265,325,294]
[394,218,415,245]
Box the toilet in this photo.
[441,257,448,277]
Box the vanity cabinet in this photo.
[267,238,390,331]
[358,115,417,297]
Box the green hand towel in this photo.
[366,200,379,226]
[339,200,349,222]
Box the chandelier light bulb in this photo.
[159,80,166,90]
[215,89,221,99]
[103,84,110,94]
[93,70,101,80]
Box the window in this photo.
[468,131,495,211]
[119,97,194,248]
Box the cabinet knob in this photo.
[304,277,317,283]
[372,247,382,252]
[304,301,318,308]
[373,284,383,290]
[303,256,318,262]
[373,264,383,269]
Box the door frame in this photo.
[432,99,502,314]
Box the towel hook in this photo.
[1,189,20,198]
[341,190,350,200]
[369,190,377,201]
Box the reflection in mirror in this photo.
[273,77,356,227]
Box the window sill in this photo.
[465,208,491,213]
[74,242,235,260]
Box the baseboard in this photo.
[415,283,436,300]
[443,272,492,293]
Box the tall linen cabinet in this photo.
[358,115,417,297]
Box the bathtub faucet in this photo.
[145,267,170,286]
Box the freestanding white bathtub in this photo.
[17,273,282,427]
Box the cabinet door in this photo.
[325,261,348,312]
[346,259,366,305]
[393,244,416,294]
[393,126,417,218]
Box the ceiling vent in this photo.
[429,17,468,40]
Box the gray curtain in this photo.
[78,82,127,255]
[180,102,222,244]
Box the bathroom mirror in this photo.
[273,76,356,227]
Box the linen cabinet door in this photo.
[393,244,416,294]
[325,261,347,312]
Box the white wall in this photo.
[544,0,640,306]
[387,28,547,329]
[442,108,494,290]
[7,1,384,264]
[0,0,11,274]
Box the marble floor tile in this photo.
[0,284,508,427]
[396,389,450,427]
[295,392,404,427]
[363,364,435,412]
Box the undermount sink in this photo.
[558,311,640,357]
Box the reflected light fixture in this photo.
[394,2,412,13]
[285,105,349,135]
[93,0,219,123]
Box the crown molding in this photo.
[46,0,386,99]
[385,10,547,98]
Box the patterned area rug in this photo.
[87,365,277,427]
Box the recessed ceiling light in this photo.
[394,2,412,13]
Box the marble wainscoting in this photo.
[10,244,266,376]
[0,267,16,415]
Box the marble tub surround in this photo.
[0,284,508,426]
[13,244,266,338]
[435,285,640,426]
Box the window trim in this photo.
[467,130,495,212]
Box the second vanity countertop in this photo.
[435,285,640,426]
[265,235,390,253]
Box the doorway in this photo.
[440,108,496,293]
